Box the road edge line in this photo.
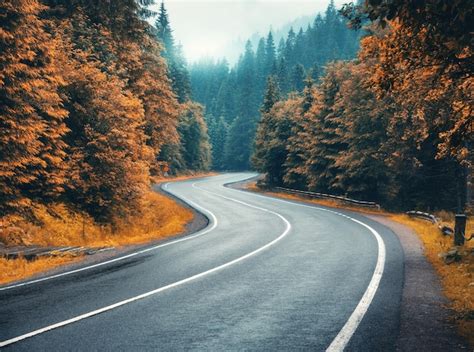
[0,177,292,348]
[223,182,386,352]
[0,182,219,292]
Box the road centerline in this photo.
[221,181,387,352]
[0,176,292,348]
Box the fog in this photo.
[150,0,347,64]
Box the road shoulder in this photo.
[366,215,469,351]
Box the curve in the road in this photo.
[0,177,292,348]
[0,183,217,293]
[0,174,387,351]
[198,180,387,352]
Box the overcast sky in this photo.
[150,0,347,63]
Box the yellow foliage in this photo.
[151,171,217,184]
[0,188,193,285]
[391,215,474,346]
[0,191,193,249]
[0,256,80,286]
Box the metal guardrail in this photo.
[406,211,439,224]
[274,187,381,209]
[406,210,456,237]
[273,186,472,244]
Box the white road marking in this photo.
[0,177,292,348]
[223,180,386,352]
[0,182,220,292]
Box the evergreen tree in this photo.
[177,103,211,171]
[224,115,255,170]
[208,115,228,170]
[264,31,276,76]
[155,1,191,102]
[155,1,174,58]
[304,62,349,193]
[252,76,281,177]
[255,38,267,96]
[0,0,68,212]
[276,57,290,95]
[188,1,362,171]
[291,64,306,92]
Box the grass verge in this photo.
[0,173,214,286]
[390,214,473,346]
[0,256,81,286]
[245,181,474,346]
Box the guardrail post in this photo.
[454,214,467,246]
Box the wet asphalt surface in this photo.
[0,173,407,351]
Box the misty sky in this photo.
[150,0,347,63]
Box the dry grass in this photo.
[247,182,474,346]
[0,174,205,285]
[0,255,81,286]
[245,181,389,216]
[151,171,217,184]
[0,191,193,249]
[391,214,474,346]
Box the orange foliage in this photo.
[0,256,81,286]
[0,190,194,285]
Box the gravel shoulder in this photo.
[366,215,470,351]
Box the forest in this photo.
[0,0,472,231]
[1,0,210,229]
[252,0,472,211]
[190,0,361,170]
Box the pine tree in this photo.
[304,62,349,193]
[208,115,228,170]
[224,115,255,170]
[255,38,267,96]
[177,102,211,171]
[0,0,68,212]
[155,2,191,102]
[236,40,257,122]
[264,31,276,76]
[252,76,282,181]
[291,64,306,92]
[188,4,362,171]
[155,1,174,59]
[283,79,314,188]
[276,57,290,95]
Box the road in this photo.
[0,173,404,351]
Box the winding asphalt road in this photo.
[0,173,405,351]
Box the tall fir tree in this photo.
[0,0,68,212]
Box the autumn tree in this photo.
[303,62,349,193]
[283,77,314,188]
[343,0,473,209]
[0,0,68,213]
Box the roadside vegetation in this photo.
[0,1,211,284]
[0,181,200,285]
[392,215,474,346]
[252,2,472,212]
[0,171,218,286]
[247,2,472,343]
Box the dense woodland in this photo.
[0,0,210,224]
[0,0,472,230]
[190,0,361,170]
[253,1,473,211]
